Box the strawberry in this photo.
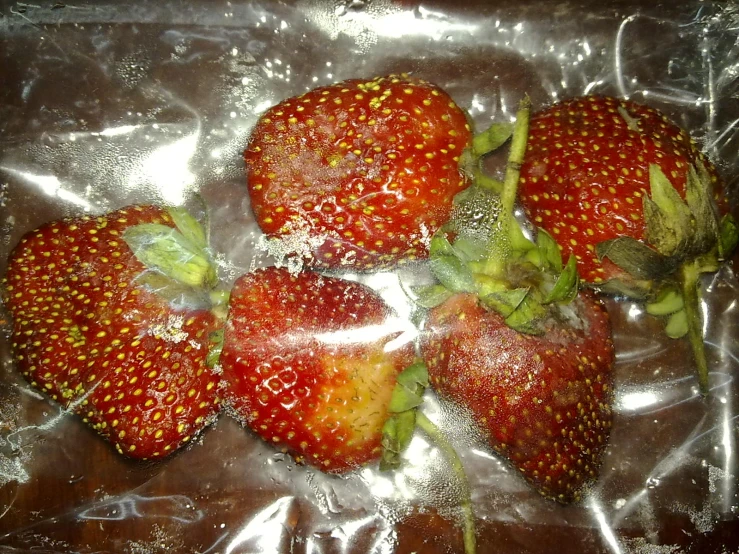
[517,96,738,393]
[417,100,615,503]
[219,266,415,472]
[244,73,472,270]
[2,205,224,459]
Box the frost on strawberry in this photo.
[2,205,225,459]
[517,96,738,393]
[244,73,472,270]
[219,267,415,473]
[418,100,615,503]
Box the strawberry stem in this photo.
[680,259,709,394]
[482,98,531,278]
[416,412,476,554]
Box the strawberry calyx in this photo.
[123,206,227,313]
[415,99,580,335]
[380,360,476,554]
[595,160,738,394]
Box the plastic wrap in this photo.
[1,1,738,552]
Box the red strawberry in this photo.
[423,291,613,503]
[2,205,223,459]
[518,95,730,285]
[417,100,615,503]
[220,266,415,472]
[244,73,472,270]
[517,96,738,393]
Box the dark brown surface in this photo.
[1,1,738,553]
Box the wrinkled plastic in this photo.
[1,1,738,552]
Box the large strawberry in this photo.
[2,205,224,459]
[219,266,415,472]
[244,73,472,270]
[517,96,738,393]
[418,100,615,503]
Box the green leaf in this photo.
[644,164,693,256]
[380,361,430,472]
[124,223,218,289]
[168,206,208,250]
[544,255,579,304]
[430,255,477,293]
[665,308,688,339]
[472,122,514,156]
[596,237,678,280]
[413,284,454,309]
[133,271,212,310]
[536,229,563,272]
[504,293,546,335]
[646,286,684,316]
[396,360,430,392]
[617,106,641,131]
[719,214,738,260]
[480,287,529,317]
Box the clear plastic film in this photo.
[1,1,738,552]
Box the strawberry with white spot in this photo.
[219,266,416,473]
[518,96,738,393]
[244,73,472,270]
[2,205,225,459]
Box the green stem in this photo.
[416,412,476,554]
[680,260,709,394]
[483,98,531,278]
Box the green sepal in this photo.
[472,122,514,157]
[168,206,208,250]
[430,254,477,294]
[617,105,641,131]
[206,329,224,368]
[509,221,537,254]
[380,361,429,472]
[596,237,678,281]
[665,309,689,339]
[412,284,455,309]
[684,163,719,253]
[133,271,212,310]
[592,277,653,300]
[453,236,488,263]
[543,255,579,304]
[480,287,529,317]
[719,214,738,260]
[643,164,693,257]
[472,168,503,193]
[646,286,684,316]
[473,274,509,298]
[504,293,546,335]
[124,223,218,289]
[536,229,563,272]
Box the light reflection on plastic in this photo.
[95,125,140,138]
[4,170,92,211]
[339,10,478,40]
[587,497,622,554]
[616,390,659,412]
[225,496,294,553]
[134,133,198,205]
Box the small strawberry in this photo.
[418,100,615,503]
[517,96,738,393]
[244,73,472,270]
[2,205,224,459]
[219,266,415,472]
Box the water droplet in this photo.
[646,477,660,489]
